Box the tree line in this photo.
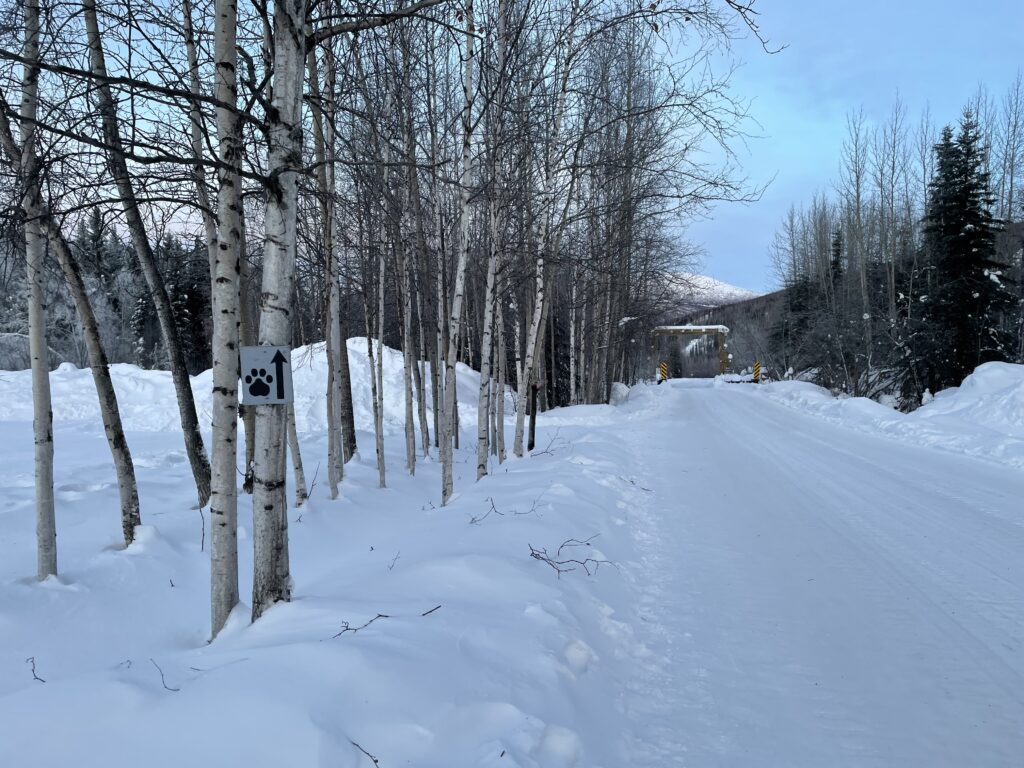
[707,80,1023,407]
[0,0,763,636]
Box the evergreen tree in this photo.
[922,110,1014,390]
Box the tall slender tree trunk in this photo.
[20,0,54,579]
[48,224,141,546]
[251,0,307,621]
[239,234,257,492]
[206,0,244,637]
[375,252,387,488]
[514,261,545,456]
[287,405,307,506]
[308,37,346,496]
[475,0,506,480]
[569,270,577,404]
[83,0,211,507]
[413,280,431,457]
[441,0,476,504]
[400,242,417,475]
[495,296,507,462]
[0,24,135,558]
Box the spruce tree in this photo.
[922,110,1013,389]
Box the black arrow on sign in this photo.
[272,349,287,401]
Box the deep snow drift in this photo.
[757,361,1024,469]
[1,349,1023,766]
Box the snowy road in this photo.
[615,380,1024,766]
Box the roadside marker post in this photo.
[240,346,294,406]
[753,361,761,383]
[658,361,668,383]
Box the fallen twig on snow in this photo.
[333,613,390,638]
[350,739,381,766]
[468,496,504,525]
[25,656,45,683]
[149,658,180,692]
[529,535,614,578]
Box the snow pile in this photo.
[759,362,1024,469]
[608,382,630,405]
[0,342,639,767]
[914,362,1024,437]
[0,338,500,435]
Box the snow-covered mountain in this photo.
[670,272,760,312]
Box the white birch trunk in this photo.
[0,31,137,559]
[46,222,140,545]
[414,284,431,457]
[475,0,506,480]
[287,405,307,506]
[441,0,476,504]
[569,271,577,405]
[21,0,55,579]
[512,3,578,454]
[375,252,387,488]
[307,38,345,497]
[400,243,417,475]
[513,262,545,457]
[495,296,507,462]
[251,0,307,621]
[207,0,243,637]
[475,228,500,479]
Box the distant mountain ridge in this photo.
[670,273,761,313]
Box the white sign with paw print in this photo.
[239,346,294,406]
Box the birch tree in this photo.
[440,0,476,503]
[20,0,55,579]
[209,0,243,637]
[251,0,308,620]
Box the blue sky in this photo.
[688,0,1024,292]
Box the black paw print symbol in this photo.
[245,368,273,397]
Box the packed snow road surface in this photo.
[1,354,1022,766]
[617,379,1024,766]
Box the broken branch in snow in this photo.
[308,461,320,499]
[328,605,443,640]
[25,656,45,683]
[149,658,180,692]
[529,535,613,578]
[530,428,565,457]
[620,476,653,493]
[515,489,547,516]
[349,740,381,767]
[333,613,390,638]
[468,496,505,525]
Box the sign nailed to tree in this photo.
[240,346,294,406]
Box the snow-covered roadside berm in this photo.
[752,361,1024,469]
[3,349,1024,766]
[0,344,651,767]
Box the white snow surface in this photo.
[755,361,1024,469]
[2,348,1023,766]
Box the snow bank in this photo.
[0,354,644,767]
[760,362,1024,469]
[0,338,502,435]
